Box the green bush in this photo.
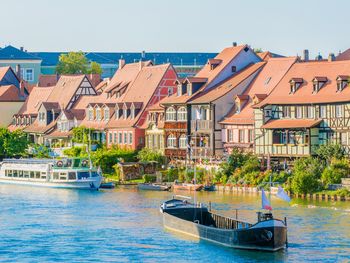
[137,148,166,165]
[316,143,345,163]
[291,157,323,194]
[321,159,349,188]
[63,146,87,157]
[334,188,350,197]
[163,168,179,182]
[143,174,157,183]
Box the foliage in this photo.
[143,174,157,183]
[164,168,179,182]
[137,148,166,165]
[0,128,29,157]
[91,146,137,174]
[334,188,350,197]
[321,158,349,188]
[30,144,50,158]
[315,143,345,163]
[254,48,263,53]
[56,51,103,75]
[63,146,87,157]
[291,157,323,194]
[72,126,96,144]
[88,61,103,74]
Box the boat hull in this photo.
[138,183,170,191]
[0,177,103,189]
[173,184,203,191]
[162,210,286,251]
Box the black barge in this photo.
[160,198,287,252]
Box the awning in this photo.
[261,119,322,129]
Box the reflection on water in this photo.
[0,184,349,262]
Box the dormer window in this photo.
[336,76,349,92]
[312,77,327,93]
[88,107,94,121]
[96,107,101,121]
[131,105,135,119]
[231,66,237,73]
[208,59,222,70]
[187,84,192,96]
[289,78,303,94]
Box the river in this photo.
[0,185,349,262]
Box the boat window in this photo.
[59,172,67,180]
[41,172,47,179]
[24,171,29,178]
[13,170,18,177]
[6,170,12,177]
[30,171,35,178]
[68,172,76,180]
[90,172,99,177]
[77,171,90,179]
[35,172,40,179]
[19,171,23,178]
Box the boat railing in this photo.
[210,212,252,230]
[2,159,54,165]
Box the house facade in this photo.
[161,44,263,161]
[254,58,350,162]
[144,103,166,153]
[220,57,297,154]
[0,46,42,84]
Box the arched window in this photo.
[96,107,101,121]
[166,107,176,121]
[179,134,187,149]
[167,134,176,148]
[104,107,110,121]
[177,107,187,121]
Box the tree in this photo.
[56,51,89,74]
[321,158,349,188]
[291,157,323,194]
[137,148,166,165]
[88,61,103,74]
[0,128,29,157]
[315,143,345,164]
[56,52,103,75]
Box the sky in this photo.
[1,0,350,58]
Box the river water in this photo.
[0,185,349,263]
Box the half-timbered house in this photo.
[254,58,350,161]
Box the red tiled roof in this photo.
[261,119,322,129]
[256,60,350,107]
[221,57,297,125]
[336,48,350,61]
[18,86,54,115]
[38,75,59,87]
[0,85,22,101]
[0,66,13,81]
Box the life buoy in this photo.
[56,160,63,167]
[81,159,89,167]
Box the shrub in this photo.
[63,146,87,157]
[137,148,166,165]
[143,174,157,183]
[291,157,323,194]
[321,159,349,188]
[334,188,350,197]
[164,168,179,182]
[316,143,345,163]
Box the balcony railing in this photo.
[191,147,212,159]
[191,120,212,131]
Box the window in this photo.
[179,135,187,149]
[307,106,314,119]
[177,107,187,121]
[104,107,110,121]
[118,132,122,144]
[228,129,234,142]
[115,107,120,119]
[231,66,237,73]
[96,108,101,121]
[296,107,303,119]
[129,132,133,144]
[283,106,291,118]
[272,130,287,144]
[167,134,176,148]
[114,132,117,143]
[319,105,326,118]
[248,130,253,143]
[124,132,127,144]
[168,87,174,96]
[131,108,135,119]
[165,107,176,121]
[109,133,112,143]
[22,68,34,82]
[239,130,245,143]
[335,105,343,118]
[123,108,127,119]
[88,107,94,120]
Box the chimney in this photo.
[232,42,237,47]
[15,64,21,80]
[328,53,336,62]
[119,59,125,69]
[20,47,24,51]
[302,49,309,61]
[315,52,323,61]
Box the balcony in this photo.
[191,147,212,159]
[191,120,212,132]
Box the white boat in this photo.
[0,158,103,189]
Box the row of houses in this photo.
[6,43,350,165]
